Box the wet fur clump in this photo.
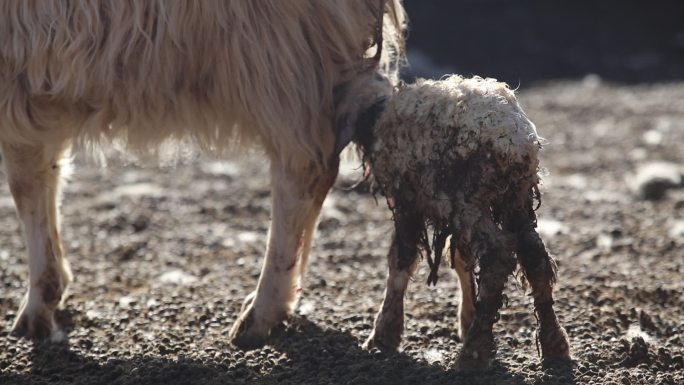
[362,76,544,284]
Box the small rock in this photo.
[109,183,165,199]
[297,300,315,316]
[668,220,684,239]
[158,269,198,285]
[622,336,652,367]
[642,130,663,146]
[631,162,684,200]
[423,348,444,364]
[237,231,259,244]
[536,218,567,238]
[563,173,589,189]
[596,233,614,251]
[118,295,137,308]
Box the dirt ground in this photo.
[1,79,683,384]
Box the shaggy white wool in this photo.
[0,0,405,168]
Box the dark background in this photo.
[403,0,684,85]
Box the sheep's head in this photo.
[333,70,393,155]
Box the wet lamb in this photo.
[335,73,571,369]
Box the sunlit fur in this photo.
[0,0,404,168]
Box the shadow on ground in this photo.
[3,317,575,385]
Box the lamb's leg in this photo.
[2,142,72,341]
[456,215,516,370]
[364,209,421,351]
[453,248,476,341]
[514,212,570,361]
[229,157,338,349]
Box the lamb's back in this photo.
[370,76,542,217]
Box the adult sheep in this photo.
[0,0,405,348]
[334,72,571,369]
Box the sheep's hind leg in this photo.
[2,142,72,341]
[364,209,421,351]
[229,157,338,349]
[456,214,516,370]
[452,248,476,341]
[513,210,570,362]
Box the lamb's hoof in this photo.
[539,325,571,361]
[362,329,401,352]
[363,311,404,352]
[454,348,494,372]
[229,304,280,350]
[11,308,63,342]
[455,331,496,371]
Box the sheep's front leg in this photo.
[515,218,570,361]
[456,215,516,370]
[364,209,421,351]
[229,158,338,349]
[2,142,72,341]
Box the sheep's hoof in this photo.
[539,324,571,361]
[230,331,268,351]
[229,303,286,350]
[229,306,268,350]
[363,329,401,352]
[11,306,64,342]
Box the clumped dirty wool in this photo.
[363,76,543,284]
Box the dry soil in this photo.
[1,79,683,384]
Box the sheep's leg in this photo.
[453,248,476,341]
[2,142,72,341]
[514,216,570,361]
[456,215,516,370]
[364,208,421,351]
[229,158,338,349]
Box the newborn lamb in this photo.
[334,72,571,369]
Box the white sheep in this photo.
[335,72,571,369]
[0,0,405,347]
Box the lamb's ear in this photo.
[333,81,360,155]
[334,96,389,155]
[333,70,393,154]
[335,113,357,155]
